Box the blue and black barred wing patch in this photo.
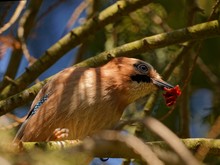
[26,93,50,120]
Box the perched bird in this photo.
[14,57,174,142]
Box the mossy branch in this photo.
[0,0,43,91]
[10,138,220,164]
[1,20,220,115]
[75,20,220,67]
[0,80,48,116]
[0,0,152,99]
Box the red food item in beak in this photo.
[163,85,181,106]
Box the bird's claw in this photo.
[52,128,69,141]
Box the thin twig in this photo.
[0,0,153,99]
[65,1,88,31]
[4,76,19,86]
[196,56,220,87]
[160,0,219,120]
[93,130,164,165]
[0,0,43,92]
[140,44,194,124]
[160,43,202,121]
[0,1,27,34]
[0,20,220,115]
[0,79,48,116]
[5,113,26,123]
[36,0,66,22]
[195,116,220,160]
[17,138,220,158]
[0,2,13,27]
[208,0,220,21]
[73,0,99,64]
[18,10,37,66]
[0,114,25,130]
[116,118,200,164]
[143,116,200,165]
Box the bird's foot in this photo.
[48,128,69,141]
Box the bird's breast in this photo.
[52,68,127,139]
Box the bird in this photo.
[14,57,174,142]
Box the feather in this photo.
[14,57,174,142]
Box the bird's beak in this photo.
[151,78,174,90]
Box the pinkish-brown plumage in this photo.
[14,57,173,142]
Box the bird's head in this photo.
[103,57,174,104]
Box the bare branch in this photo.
[18,10,37,66]
[143,117,200,165]
[0,0,43,92]
[36,0,66,22]
[0,0,153,99]
[65,1,89,30]
[195,116,220,160]
[0,79,48,116]
[1,19,220,115]
[91,131,164,165]
[0,1,27,34]
[14,137,220,164]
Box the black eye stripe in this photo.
[130,74,151,83]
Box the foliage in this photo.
[0,0,220,164]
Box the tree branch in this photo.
[0,80,48,116]
[0,0,43,91]
[11,138,220,164]
[1,20,220,115]
[0,0,152,99]
[0,1,26,34]
[75,20,220,68]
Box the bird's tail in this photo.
[12,120,27,143]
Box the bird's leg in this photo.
[47,128,69,141]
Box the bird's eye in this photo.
[137,64,148,73]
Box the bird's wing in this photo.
[26,93,50,120]
[13,85,52,142]
[13,119,28,143]
[13,67,85,142]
